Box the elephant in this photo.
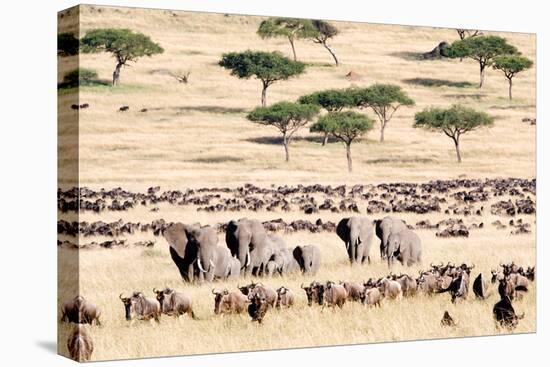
[225,218,278,276]
[163,222,199,282]
[374,216,408,260]
[266,247,299,276]
[386,229,422,267]
[292,245,321,274]
[337,217,374,264]
[185,225,236,282]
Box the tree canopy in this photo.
[57,32,80,56]
[447,35,518,88]
[310,111,374,172]
[219,50,306,106]
[298,89,354,112]
[414,105,494,163]
[80,28,164,85]
[257,17,317,61]
[492,55,533,99]
[247,102,319,161]
[310,20,340,65]
[351,84,414,142]
[60,68,99,88]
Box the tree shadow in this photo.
[245,136,338,145]
[403,78,476,88]
[57,79,111,89]
[388,51,426,61]
[445,93,486,100]
[365,157,437,165]
[148,106,247,114]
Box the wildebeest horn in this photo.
[301,283,306,289]
[211,288,217,294]
[470,264,475,269]
[153,288,158,293]
[119,293,124,300]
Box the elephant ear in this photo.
[336,218,351,243]
[163,223,188,258]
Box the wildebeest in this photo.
[493,295,524,329]
[119,105,129,112]
[248,292,269,324]
[441,311,457,327]
[391,273,417,297]
[473,273,491,299]
[239,283,278,308]
[67,325,93,362]
[323,281,348,308]
[301,281,324,306]
[276,286,295,308]
[498,275,528,301]
[340,281,365,302]
[212,289,249,314]
[378,278,402,300]
[60,296,101,325]
[119,292,161,322]
[524,266,535,281]
[437,271,468,303]
[417,271,441,294]
[153,288,196,319]
[361,286,382,307]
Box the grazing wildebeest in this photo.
[340,281,365,302]
[378,278,403,300]
[276,286,295,308]
[473,273,491,299]
[67,325,93,362]
[493,295,524,329]
[323,281,348,309]
[153,288,196,319]
[119,292,161,322]
[441,311,457,327]
[392,274,417,297]
[79,103,89,109]
[437,271,468,303]
[361,286,382,307]
[119,105,129,112]
[212,289,249,315]
[301,281,324,306]
[417,271,441,294]
[248,292,269,324]
[61,296,101,325]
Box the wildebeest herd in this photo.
[61,260,534,361]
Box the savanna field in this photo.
[57,5,536,361]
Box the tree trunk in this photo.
[261,82,268,107]
[346,143,353,172]
[380,120,387,142]
[112,62,123,86]
[479,63,485,88]
[323,42,339,66]
[322,132,329,146]
[283,134,290,162]
[453,137,462,163]
[508,77,513,100]
[289,37,297,61]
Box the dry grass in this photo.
[57,5,536,362]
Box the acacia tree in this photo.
[492,55,533,100]
[219,51,306,107]
[414,105,494,163]
[247,102,319,161]
[352,84,414,142]
[447,35,518,88]
[298,89,355,145]
[310,20,340,65]
[257,17,316,61]
[310,111,374,172]
[80,28,164,86]
[57,32,79,56]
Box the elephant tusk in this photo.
[197,257,207,273]
[245,251,251,267]
[210,259,215,270]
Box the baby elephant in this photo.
[386,229,422,267]
[276,286,295,309]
